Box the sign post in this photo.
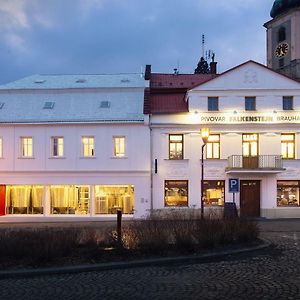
[225,179,240,218]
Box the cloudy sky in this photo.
[0,0,275,84]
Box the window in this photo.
[43,102,55,109]
[0,138,2,158]
[6,185,44,214]
[165,180,188,207]
[94,185,134,214]
[243,134,258,156]
[82,137,94,157]
[277,181,300,207]
[283,96,293,110]
[21,137,33,157]
[245,97,256,111]
[206,134,220,159]
[281,134,295,159]
[203,181,225,206]
[114,137,125,157]
[208,97,219,111]
[278,27,286,43]
[169,134,183,159]
[48,185,90,214]
[51,137,64,157]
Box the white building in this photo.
[150,61,300,218]
[0,73,151,221]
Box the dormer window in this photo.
[43,102,55,109]
[100,101,110,108]
[0,102,4,109]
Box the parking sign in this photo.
[229,178,239,193]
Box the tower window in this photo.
[279,58,284,68]
[278,27,286,43]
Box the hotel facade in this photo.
[148,61,300,219]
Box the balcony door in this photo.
[242,134,258,169]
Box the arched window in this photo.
[278,27,286,43]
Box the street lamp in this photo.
[201,127,210,219]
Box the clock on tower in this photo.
[264,0,300,80]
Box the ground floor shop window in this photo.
[48,185,90,214]
[165,180,188,207]
[94,185,134,214]
[277,181,300,207]
[6,185,44,214]
[203,180,225,206]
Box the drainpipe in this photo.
[149,114,154,216]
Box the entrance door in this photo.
[240,180,260,217]
[242,134,259,168]
[0,185,6,216]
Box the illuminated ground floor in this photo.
[0,172,151,221]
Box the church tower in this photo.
[264,0,300,80]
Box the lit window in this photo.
[281,134,295,159]
[277,181,300,207]
[206,134,220,159]
[283,96,293,110]
[21,137,33,158]
[169,134,183,159]
[48,185,90,215]
[245,97,256,111]
[82,137,94,157]
[6,185,44,214]
[0,138,2,158]
[114,137,125,157]
[51,137,64,157]
[94,185,134,214]
[208,97,219,111]
[203,181,225,206]
[165,180,188,207]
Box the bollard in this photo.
[117,209,122,247]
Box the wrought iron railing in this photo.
[227,155,283,170]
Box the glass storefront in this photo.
[48,185,90,214]
[277,181,300,207]
[94,185,134,214]
[203,180,225,206]
[6,185,44,214]
[165,180,188,207]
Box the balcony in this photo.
[226,155,285,173]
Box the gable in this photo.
[190,61,300,92]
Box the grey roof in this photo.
[0,73,146,90]
[0,74,146,124]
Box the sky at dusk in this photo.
[0,0,275,84]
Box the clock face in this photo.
[275,43,289,58]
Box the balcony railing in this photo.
[227,155,284,170]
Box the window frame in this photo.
[245,97,256,111]
[113,136,126,158]
[164,180,188,207]
[20,136,33,158]
[207,97,219,111]
[282,96,293,111]
[169,134,184,160]
[0,137,3,158]
[206,134,220,159]
[81,136,95,157]
[51,136,64,158]
[203,180,225,207]
[242,133,259,157]
[277,180,300,207]
[281,133,295,159]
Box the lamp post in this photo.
[201,127,210,219]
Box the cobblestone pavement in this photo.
[0,221,300,300]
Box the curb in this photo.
[0,238,271,279]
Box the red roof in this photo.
[146,73,217,114]
[150,93,188,114]
[150,73,216,89]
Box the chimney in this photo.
[145,65,151,80]
[210,62,217,74]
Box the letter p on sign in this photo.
[229,179,239,193]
